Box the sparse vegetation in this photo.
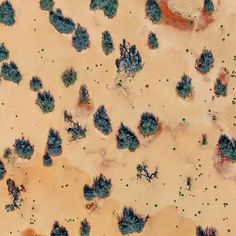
[3,147,12,159]
[1,61,22,84]
[0,159,6,180]
[214,79,227,97]
[148,31,158,49]
[40,0,54,11]
[72,24,90,52]
[196,226,217,236]
[145,0,161,24]
[0,0,15,26]
[203,0,214,13]
[43,152,52,167]
[139,112,158,137]
[36,91,55,113]
[61,68,77,87]
[186,176,192,191]
[64,110,73,123]
[136,163,158,182]
[80,219,91,236]
[0,43,9,61]
[49,9,75,34]
[30,76,43,92]
[14,137,34,159]
[195,49,214,74]
[116,123,140,152]
[201,134,208,145]
[79,84,90,104]
[218,134,236,161]
[176,74,192,98]
[67,121,86,141]
[102,31,114,55]
[47,128,62,156]
[50,221,68,236]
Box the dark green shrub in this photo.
[83,184,94,201]
[72,24,90,52]
[218,135,236,161]
[64,110,73,123]
[0,0,15,26]
[116,39,143,77]
[93,105,112,135]
[50,221,68,236]
[1,61,22,84]
[148,32,158,49]
[49,9,75,34]
[30,76,43,92]
[67,121,86,140]
[43,152,52,167]
[0,43,9,61]
[14,137,34,159]
[0,159,6,180]
[80,219,91,236]
[196,226,217,236]
[195,49,214,74]
[102,31,114,55]
[61,68,77,87]
[204,0,214,13]
[136,163,158,182]
[36,91,55,113]
[116,123,139,152]
[139,112,158,137]
[40,0,54,11]
[79,84,90,104]
[214,79,227,97]
[118,207,146,235]
[90,0,118,19]
[176,74,192,98]
[47,128,62,156]
[145,0,161,23]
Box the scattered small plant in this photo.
[201,134,208,145]
[93,105,112,135]
[148,31,158,49]
[102,31,114,55]
[186,176,192,191]
[14,137,34,159]
[116,123,140,152]
[214,79,227,97]
[61,68,77,87]
[0,43,9,61]
[196,226,217,236]
[79,84,90,104]
[136,163,158,182]
[40,0,54,11]
[64,110,73,123]
[30,76,43,92]
[43,152,52,167]
[203,0,214,13]
[36,90,55,113]
[176,74,192,98]
[47,128,62,156]
[0,159,6,180]
[0,0,15,26]
[80,219,91,236]
[218,134,236,161]
[1,61,22,84]
[145,0,161,24]
[3,147,12,159]
[195,49,214,74]
[50,221,68,236]
[49,9,75,34]
[72,24,90,52]
[67,121,86,141]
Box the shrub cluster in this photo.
[79,84,90,104]
[145,0,161,24]
[214,79,227,97]
[203,0,214,13]
[43,152,52,167]
[102,31,114,55]
[40,0,54,11]
[30,76,43,92]
[93,105,112,135]
[47,128,62,156]
[118,207,146,235]
[116,123,139,152]
[80,219,91,236]
[218,135,236,161]
[195,49,214,74]
[61,68,77,87]
[139,112,158,137]
[136,163,158,182]
[90,0,118,19]
[50,221,68,236]
[72,24,90,52]
[196,226,217,236]
[0,43,9,61]
[148,32,158,49]
[1,61,22,84]
[83,174,112,201]
[49,9,75,34]
[67,121,86,141]
[176,74,192,98]
[116,39,143,77]
[14,137,34,159]
[0,159,6,180]
[36,91,55,113]
[0,0,15,26]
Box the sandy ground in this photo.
[0,0,236,235]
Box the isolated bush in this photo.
[0,43,9,61]
[1,61,22,84]
[139,112,158,137]
[0,159,6,180]
[3,147,12,159]
[83,174,112,201]
[72,24,90,52]
[79,84,90,104]
[0,0,15,26]
[136,163,158,182]
[40,0,54,11]
[145,0,161,23]
[196,49,214,74]
[80,219,91,236]
[148,32,158,49]
[176,74,192,98]
[62,68,77,87]
[43,152,52,167]
[90,0,118,18]
[116,39,143,77]
[47,128,62,156]
[116,123,140,152]
[196,226,217,236]
[67,122,86,140]
[93,105,112,135]
[214,79,227,97]
[51,222,68,236]
[218,134,236,161]
[118,207,146,235]
[36,91,55,113]
[14,138,34,159]
[30,76,43,92]
[64,110,73,123]
[102,31,114,55]
[49,9,75,34]
[204,0,214,13]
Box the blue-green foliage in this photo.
[0,43,9,62]
[30,76,43,92]
[204,0,214,13]
[79,84,90,104]
[0,159,6,180]
[196,226,217,236]
[116,123,140,152]
[83,174,112,201]
[67,122,86,141]
[139,112,158,137]
[145,0,161,23]
[80,219,91,236]
[72,24,90,52]
[40,0,54,11]
[36,91,55,113]
[116,39,143,77]
[148,32,158,49]
[90,0,118,19]
[47,128,62,156]
[93,105,112,135]
[214,79,227,97]
[62,68,77,87]
[49,9,75,34]
[196,49,214,74]
[0,0,15,26]
[102,31,114,55]
[218,135,236,161]
[1,61,21,84]
[176,74,192,98]
[118,207,145,235]
[43,152,52,167]
[14,138,34,159]
[50,221,68,236]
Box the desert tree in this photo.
[136,163,158,182]
[72,24,90,52]
[203,0,214,13]
[50,221,68,236]
[145,0,161,24]
[80,219,91,236]
[148,31,158,49]
[67,121,86,141]
[30,76,43,92]
[176,74,192,98]
[1,61,22,84]
[40,0,54,11]
[102,31,114,55]
[14,137,34,159]
[195,49,214,74]
[49,9,75,34]
[0,0,15,26]
[214,79,227,97]
[0,43,9,61]
[79,84,90,104]
[47,128,62,156]
[218,134,236,161]
[43,152,52,167]
[36,90,55,113]
[61,68,77,87]
[0,159,6,180]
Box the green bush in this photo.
[40,0,54,11]
[145,0,161,23]
[43,152,52,167]
[148,32,158,49]
[14,137,34,159]
[72,24,90,52]
[214,79,227,97]
[90,0,118,18]
[196,49,214,74]
[218,134,236,161]
[102,31,114,55]
[1,61,22,84]
[139,112,158,137]
[30,76,43,92]
[204,0,214,13]
[0,0,15,26]
[61,68,77,87]
[80,219,91,236]
[0,43,9,61]
[50,221,68,236]
[0,159,6,180]
[176,74,192,98]
[36,91,55,113]
[67,121,86,140]
[79,84,90,104]
[47,128,62,156]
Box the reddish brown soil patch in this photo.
[196,10,214,31]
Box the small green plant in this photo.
[30,76,43,92]
[14,137,34,159]
[67,121,86,141]
[0,0,15,26]
[1,61,22,84]
[50,221,68,236]
[214,79,227,97]
[61,68,77,87]
[43,152,52,167]
[176,74,192,98]
[203,0,214,13]
[195,49,214,74]
[148,31,158,49]
[47,128,62,156]
[36,91,55,113]
[79,84,90,104]
[139,112,159,137]
[3,147,12,159]
[0,159,6,180]
[64,110,73,123]
[196,226,217,236]
[40,0,54,11]
[145,0,161,24]
[72,24,90,52]
[80,219,91,236]
[0,43,9,61]
[136,163,158,182]
[102,31,114,55]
